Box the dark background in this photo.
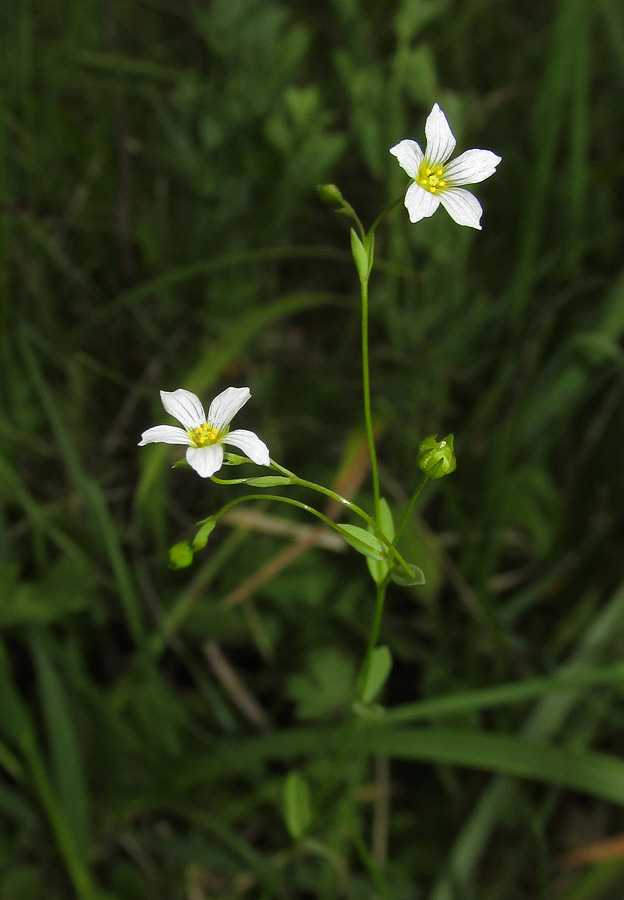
[1,0,623,897]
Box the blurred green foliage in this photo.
[1,0,624,897]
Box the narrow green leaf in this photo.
[384,661,624,725]
[363,230,375,276]
[350,228,368,283]
[351,728,624,808]
[0,643,94,897]
[192,519,216,550]
[20,330,144,644]
[223,725,624,809]
[245,476,291,487]
[0,639,32,744]
[367,498,395,585]
[31,637,90,862]
[360,646,393,704]
[335,524,386,560]
[283,772,311,840]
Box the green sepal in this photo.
[193,518,217,550]
[359,645,393,704]
[350,228,369,283]
[222,452,248,466]
[172,459,190,469]
[391,563,426,587]
[334,523,386,560]
[169,541,194,569]
[363,230,375,276]
[245,476,292,487]
[366,498,395,585]
[283,772,312,840]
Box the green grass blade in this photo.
[30,634,91,862]
[0,639,95,899]
[383,661,624,724]
[18,326,144,644]
[428,577,624,900]
[351,727,624,807]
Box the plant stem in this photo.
[367,193,404,239]
[393,475,429,545]
[360,274,381,523]
[268,461,413,576]
[357,579,389,702]
[207,493,343,533]
[351,824,395,900]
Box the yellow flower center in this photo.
[417,162,447,194]
[189,422,221,447]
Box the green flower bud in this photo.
[317,183,344,205]
[417,433,456,480]
[169,541,194,569]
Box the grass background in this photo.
[1,0,624,897]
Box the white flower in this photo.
[390,103,501,230]
[138,386,270,478]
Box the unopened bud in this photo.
[317,183,344,205]
[417,434,456,479]
[169,541,194,569]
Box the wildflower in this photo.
[138,387,270,478]
[390,103,501,230]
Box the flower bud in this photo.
[169,541,194,569]
[417,434,456,479]
[317,183,344,206]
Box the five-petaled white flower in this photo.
[390,103,501,230]
[138,387,270,478]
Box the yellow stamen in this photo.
[417,162,447,194]
[190,422,220,447]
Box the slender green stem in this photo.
[206,493,344,533]
[314,582,390,827]
[205,492,409,575]
[210,474,249,485]
[269,461,413,576]
[271,460,367,517]
[344,203,366,242]
[393,475,429,546]
[314,715,359,813]
[367,193,404,239]
[351,825,395,900]
[357,580,390,702]
[360,274,381,523]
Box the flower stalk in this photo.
[140,99,501,853]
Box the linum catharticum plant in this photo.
[139,102,501,840]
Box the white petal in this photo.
[225,429,270,466]
[443,149,502,185]
[424,103,456,167]
[439,188,484,230]
[160,389,206,429]
[389,139,423,178]
[138,425,192,446]
[186,445,224,478]
[404,181,441,223]
[208,386,251,432]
